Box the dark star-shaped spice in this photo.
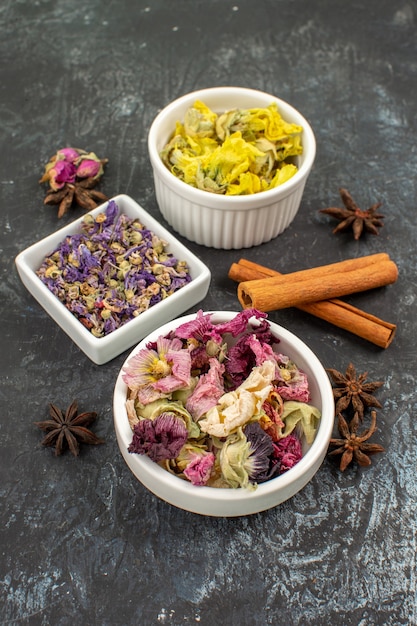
[319,188,385,240]
[44,178,108,219]
[35,400,105,456]
[326,362,383,420]
[328,411,384,471]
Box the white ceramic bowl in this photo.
[148,86,316,249]
[15,195,211,365]
[113,311,334,516]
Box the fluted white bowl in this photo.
[113,311,334,516]
[148,87,316,249]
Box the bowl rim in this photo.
[113,310,334,507]
[14,195,211,363]
[148,86,316,210]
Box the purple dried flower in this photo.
[175,309,267,345]
[244,422,280,483]
[128,413,188,462]
[225,332,279,389]
[104,199,118,225]
[36,201,192,337]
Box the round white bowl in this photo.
[148,87,316,249]
[113,311,334,517]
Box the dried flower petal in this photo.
[199,360,276,437]
[185,358,225,421]
[49,160,77,190]
[281,401,321,444]
[272,432,302,472]
[183,451,215,486]
[128,413,188,462]
[134,399,200,440]
[58,147,80,161]
[244,422,280,483]
[122,336,191,403]
[219,427,252,489]
[76,158,101,179]
[224,324,279,389]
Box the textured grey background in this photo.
[1,1,417,625]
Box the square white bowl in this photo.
[15,194,211,365]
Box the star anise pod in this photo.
[35,400,105,456]
[326,362,383,420]
[44,178,108,219]
[328,411,384,471]
[319,188,385,240]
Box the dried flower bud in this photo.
[76,158,101,179]
[46,160,77,190]
[57,147,79,161]
[39,147,108,215]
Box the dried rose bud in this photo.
[47,160,77,190]
[76,158,101,179]
[57,147,80,162]
[40,148,106,188]
[39,147,108,216]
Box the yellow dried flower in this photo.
[161,101,303,196]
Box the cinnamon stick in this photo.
[241,252,397,292]
[228,258,397,348]
[229,253,389,282]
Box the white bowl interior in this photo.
[148,86,316,209]
[113,311,334,516]
[15,195,211,364]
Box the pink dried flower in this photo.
[275,368,311,403]
[175,308,267,344]
[273,432,302,472]
[225,332,279,389]
[122,336,191,405]
[39,147,107,191]
[183,451,215,486]
[57,147,79,161]
[47,160,77,190]
[213,308,267,337]
[185,358,225,420]
[76,158,101,179]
